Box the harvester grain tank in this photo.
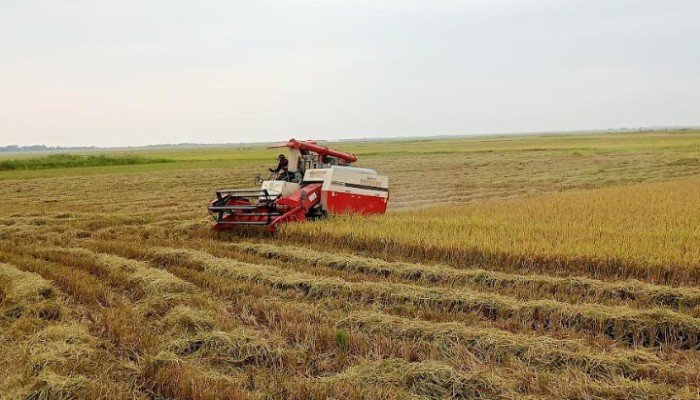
[208,139,389,231]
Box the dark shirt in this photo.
[272,158,289,173]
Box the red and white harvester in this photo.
[208,139,389,232]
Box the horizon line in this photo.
[2,125,698,151]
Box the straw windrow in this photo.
[0,262,139,399]
[231,241,700,312]
[310,359,517,400]
[152,247,700,349]
[0,262,59,320]
[0,247,287,399]
[337,311,687,383]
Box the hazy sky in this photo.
[1,1,699,147]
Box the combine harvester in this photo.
[208,139,389,232]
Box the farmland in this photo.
[1,130,700,399]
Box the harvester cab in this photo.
[208,139,389,232]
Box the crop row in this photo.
[338,311,684,383]
[86,241,700,396]
[303,358,698,400]
[10,245,302,397]
[149,247,700,349]
[0,246,281,399]
[232,241,700,313]
[0,260,139,399]
[77,242,570,397]
[5,238,700,398]
[149,259,700,397]
[309,358,516,399]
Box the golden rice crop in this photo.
[281,175,700,285]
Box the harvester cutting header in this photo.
[208,139,389,231]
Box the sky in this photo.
[1,0,699,147]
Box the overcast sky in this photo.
[1,1,699,147]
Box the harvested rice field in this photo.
[2,131,700,399]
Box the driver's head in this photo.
[278,154,286,161]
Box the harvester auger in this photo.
[208,139,389,232]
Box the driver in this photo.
[269,154,291,181]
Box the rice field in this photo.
[1,131,700,399]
